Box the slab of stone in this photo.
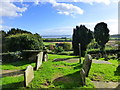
[83,54,92,77]
[35,52,43,70]
[80,68,86,86]
[24,65,34,87]
[92,60,112,64]
[43,53,48,62]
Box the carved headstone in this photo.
[24,65,34,87]
[35,52,43,70]
[43,53,48,62]
[83,54,92,77]
[80,68,86,86]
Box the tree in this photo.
[5,33,44,52]
[7,28,32,36]
[94,22,110,57]
[72,25,93,56]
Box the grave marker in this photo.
[43,52,48,62]
[80,68,86,86]
[83,54,92,77]
[35,52,43,70]
[24,65,34,87]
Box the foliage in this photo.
[94,22,110,53]
[54,46,64,53]
[5,33,43,52]
[7,28,32,36]
[72,25,93,56]
[56,43,72,51]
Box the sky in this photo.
[0,0,119,35]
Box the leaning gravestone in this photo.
[24,65,34,87]
[35,52,43,70]
[82,54,92,77]
[80,68,86,86]
[43,52,48,62]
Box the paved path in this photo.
[1,70,24,77]
[91,81,120,89]
[92,59,112,64]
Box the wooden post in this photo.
[79,43,81,63]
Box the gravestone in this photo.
[24,65,34,87]
[83,54,92,77]
[43,52,48,62]
[35,52,43,70]
[80,68,86,86]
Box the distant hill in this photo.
[110,34,120,39]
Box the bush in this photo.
[63,43,72,51]
[56,43,71,51]
[2,51,22,63]
[55,46,64,53]
[5,34,44,52]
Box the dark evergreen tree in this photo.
[72,25,93,56]
[94,22,110,56]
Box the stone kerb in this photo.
[24,65,34,87]
[35,52,43,70]
[82,54,92,77]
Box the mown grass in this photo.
[43,42,55,45]
[2,54,119,89]
[1,54,95,89]
[1,60,36,70]
[28,54,95,88]
[89,59,119,82]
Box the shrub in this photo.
[63,43,72,51]
[5,33,43,52]
[55,46,64,53]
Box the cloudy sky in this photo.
[0,0,119,35]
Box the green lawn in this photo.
[89,59,119,82]
[1,54,119,89]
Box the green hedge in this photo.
[5,34,44,52]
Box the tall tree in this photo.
[94,22,110,56]
[72,25,93,56]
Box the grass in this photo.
[43,42,55,45]
[2,54,119,89]
[1,54,95,89]
[28,54,95,88]
[1,60,36,70]
[89,59,119,82]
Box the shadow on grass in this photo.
[114,65,120,76]
[2,70,24,77]
[2,81,24,89]
[53,57,79,62]
[3,60,35,67]
[52,71,83,88]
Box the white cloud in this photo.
[78,19,118,35]
[0,0,27,17]
[52,2,84,16]
[37,0,84,16]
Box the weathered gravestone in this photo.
[35,52,43,70]
[24,65,34,87]
[80,68,86,86]
[82,54,92,77]
[43,52,48,62]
